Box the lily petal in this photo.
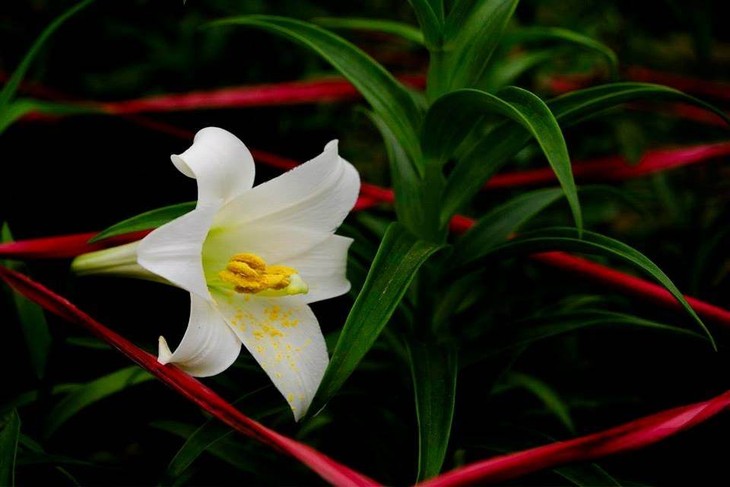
[158,294,242,377]
[214,292,328,420]
[286,235,353,304]
[138,206,218,300]
[214,140,360,233]
[171,127,255,207]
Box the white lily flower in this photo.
[73,127,360,419]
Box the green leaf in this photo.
[503,27,619,78]
[549,82,730,127]
[0,98,100,136]
[453,188,564,261]
[208,16,424,170]
[453,227,714,346]
[89,201,195,242]
[555,464,622,486]
[407,0,443,48]
[407,340,457,481]
[44,366,153,437]
[65,336,111,350]
[499,372,574,432]
[480,49,555,91]
[15,439,96,468]
[443,0,519,90]
[423,87,581,231]
[312,223,443,412]
[2,224,52,379]
[0,0,95,111]
[428,0,445,18]
[167,425,238,478]
[498,87,581,232]
[488,310,704,353]
[164,390,284,479]
[314,17,424,45]
[367,111,445,242]
[0,410,20,486]
[153,421,263,477]
[443,82,729,219]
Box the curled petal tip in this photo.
[158,336,173,365]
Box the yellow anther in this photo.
[219,253,308,296]
[229,253,266,271]
[226,260,259,277]
[267,265,298,276]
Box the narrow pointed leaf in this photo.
[625,65,730,101]
[89,201,195,242]
[315,17,424,45]
[504,27,619,77]
[424,87,581,230]
[0,98,100,138]
[167,424,241,478]
[442,0,476,39]
[0,99,97,134]
[444,82,729,218]
[368,111,443,241]
[313,223,443,411]
[15,436,95,468]
[453,227,713,346]
[421,389,730,487]
[2,224,51,379]
[443,0,519,89]
[154,421,262,477]
[0,265,378,486]
[0,410,20,486]
[427,0,444,18]
[408,340,457,481]
[0,0,95,111]
[498,87,581,231]
[532,251,730,327]
[452,188,563,260]
[500,372,574,432]
[164,391,284,478]
[44,366,154,437]
[407,0,443,48]
[480,50,555,91]
[549,82,730,127]
[208,15,423,168]
[488,310,704,353]
[555,464,622,486]
[0,270,378,480]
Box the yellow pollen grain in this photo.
[265,305,282,321]
[261,323,283,338]
[281,318,299,328]
[256,345,265,354]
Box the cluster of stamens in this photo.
[219,253,299,294]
